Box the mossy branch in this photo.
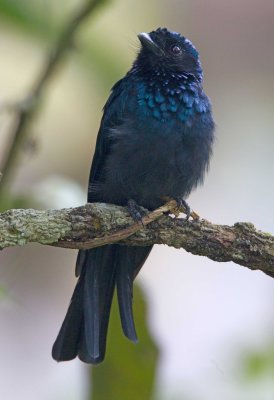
[0,201,273,278]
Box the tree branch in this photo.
[0,201,273,278]
[0,0,109,194]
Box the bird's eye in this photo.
[170,45,182,55]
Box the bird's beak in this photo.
[137,32,163,56]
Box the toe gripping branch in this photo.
[127,199,148,226]
[127,197,200,228]
[174,198,200,220]
[162,196,200,220]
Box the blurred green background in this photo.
[0,0,274,399]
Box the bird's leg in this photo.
[127,199,147,226]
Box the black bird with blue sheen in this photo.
[52,28,215,364]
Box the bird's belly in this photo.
[96,127,204,210]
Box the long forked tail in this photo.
[52,244,152,364]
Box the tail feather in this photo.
[116,246,152,342]
[52,276,84,361]
[75,249,87,277]
[97,248,117,360]
[78,246,116,363]
[116,259,138,342]
[80,253,101,361]
[52,245,152,364]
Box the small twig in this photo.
[0,0,109,194]
[0,201,273,277]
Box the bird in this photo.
[52,27,215,364]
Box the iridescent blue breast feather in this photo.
[136,70,207,124]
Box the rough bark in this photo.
[0,201,273,277]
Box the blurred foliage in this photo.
[91,284,159,400]
[0,0,122,87]
[241,344,274,379]
[0,0,61,38]
[0,285,8,300]
[0,0,120,210]
[0,193,35,212]
[0,0,94,39]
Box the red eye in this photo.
[171,45,182,55]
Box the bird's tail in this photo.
[115,245,152,342]
[52,244,152,364]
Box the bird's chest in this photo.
[99,78,211,208]
[134,75,204,126]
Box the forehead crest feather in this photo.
[150,27,199,59]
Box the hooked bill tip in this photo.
[137,32,163,56]
[138,32,152,43]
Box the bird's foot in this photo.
[127,199,147,226]
[175,198,191,220]
[175,198,200,220]
[162,196,200,220]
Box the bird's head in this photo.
[136,28,202,80]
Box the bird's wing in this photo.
[88,77,130,195]
[62,76,147,363]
